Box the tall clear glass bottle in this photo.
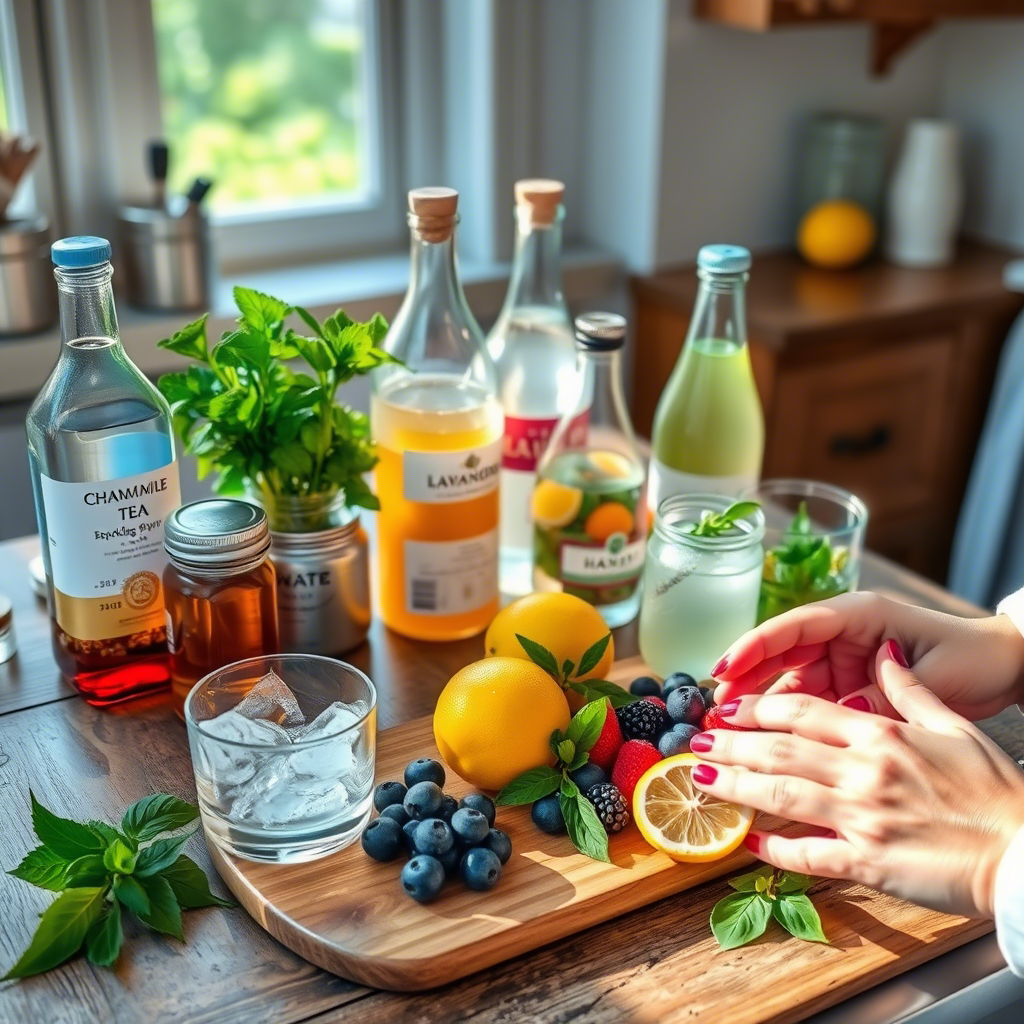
[533,313,646,627]
[648,244,764,516]
[26,237,182,704]
[371,188,503,641]
[487,179,588,598]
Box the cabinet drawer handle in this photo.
[829,425,891,456]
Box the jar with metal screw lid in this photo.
[163,500,279,715]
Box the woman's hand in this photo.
[712,592,1024,721]
[691,641,1024,917]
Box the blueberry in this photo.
[531,793,566,835]
[459,793,496,827]
[373,780,407,813]
[568,763,606,793]
[629,675,662,697]
[658,723,700,757]
[378,803,411,827]
[401,855,446,903]
[413,818,455,857]
[663,672,698,698]
[402,818,419,853]
[361,817,403,862]
[404,758,446,789]
[483,827,513,865]
[436,844,461,877]
[451,807,490,846]
[438,794,459,822]
[404,781,444,820]
[460,847,503,891]
[666,685,706,726]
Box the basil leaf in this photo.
[112,874,151,917]
[30,792,106,860]
[495,767,563,806]
[159,855,236,910]
[102,839,137,875]
[88,820,134,851]
[134,875,184,941]
[7,846,70,892]
[772,893,828,944]
[565,699,609,755]
[776,871,816,894]
[514,634,561,680]
[727,865,775,893]
[85,900,123,968]
[575,634,611,678]
[233,286,288,333]
[710,891,772,950]
[63,854,109,888]
[121,794,199,843]
[559,779,610,863]
[134,830,196,878]
[2,886,106,980]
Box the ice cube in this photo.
[194,709,290,791]
[288,701,366,778]
[234,669,305,727]
[229,758,349,827]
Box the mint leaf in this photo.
[727,865,775,893]
[559,779,610,863]
[134,830,196,878]
[134,875,184,941]
[773,892,828,943]
[89,821,132,850]
[565,698,609,755]
[2,886,106,980]
[30,791,106,860]
[85,901,123,968]
[157,315,208,362]
[514,634,561,680]
[495,767,562,806]
[561,658,575,680]
[159,855,236,909]
[556,739,576,764]
[7,847,69,891]
[710,891,772,950]
[63,854,108,888]
[121,794,199,843]
[567,750,590,772]
[233,286,288,333]
[292,305,326,339]
[575,635,611,678]
[568,679,635,709]
[692,501,761,539]
[102,840,137,875]
[777,871,816,894]
[112,874,150,917]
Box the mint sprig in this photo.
[4,791,235,979]
[691,500,761,539]
[711,865,828,950]
[514,632,636,708]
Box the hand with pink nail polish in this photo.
[710,592,1024,723]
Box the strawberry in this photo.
[644,696,667,711]
[702,705,751,732]
[587,700,623,772]
[611,740,662,803]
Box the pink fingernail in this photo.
[689,732,713,753]
[743,833,760,854]
[885,639,909,668]
[692,764,718,785]
[841,695,871,713]
[719,699,741,718]
[711,655,730,677]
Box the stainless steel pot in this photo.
[0,216,56,336]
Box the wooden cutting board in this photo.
[207,658,987,998]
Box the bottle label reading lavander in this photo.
[402,438,502,504]
[40,462,181,641]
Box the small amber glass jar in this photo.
[163,500,280,716]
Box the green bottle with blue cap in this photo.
[647,244,764,517]
[25,236,181,703]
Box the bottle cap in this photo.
[575,312,627,351]
[408,187,458,242]
[164,500,270,573]
[515,179,564,226]
[51,236,112,268]
[697,244,751,274]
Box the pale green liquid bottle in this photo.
[648,244,764,516]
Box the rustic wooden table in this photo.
[0,533,1019,1024]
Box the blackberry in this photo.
[586,783,630,834]
[616,699,665,741]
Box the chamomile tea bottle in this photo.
[371,187,503,641]
[532,313,646,627]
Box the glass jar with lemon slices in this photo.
[532,313,647,627]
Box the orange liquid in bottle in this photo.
[372,375,503,641]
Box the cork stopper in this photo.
[408,186,458,243]
[515,179,564,226]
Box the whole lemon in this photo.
[797,199,876,269]
[433,658,571,790]
[485,592,615,683]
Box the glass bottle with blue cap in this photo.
[25,236,182,704]
[648,244,764,516]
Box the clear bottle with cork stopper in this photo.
[371,187,502,641]
[487,179,589,598]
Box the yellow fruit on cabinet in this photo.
[584,502,634,543]
[485,592,615,683]
[433,657,571,791]
[531,479,583,529]
[797,199,876,270]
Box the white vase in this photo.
[885,119,963,268]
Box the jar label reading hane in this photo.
[39,462,181,642]
[402,438,502,504]
[560,536,646,588]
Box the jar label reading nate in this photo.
[402,439,502,504]
[39,463,181,642]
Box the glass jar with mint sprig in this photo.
[157,288,397,656]
[744,479,868,623]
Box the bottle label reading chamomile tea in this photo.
[39,462,181,641]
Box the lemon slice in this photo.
[633,753,754,863]
[531,479,583,529]
[587,450,633,479]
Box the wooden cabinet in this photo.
[631,242,1024,581]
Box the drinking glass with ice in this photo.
[185,655,377,863]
